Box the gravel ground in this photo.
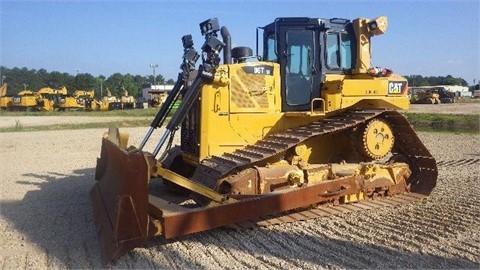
[0,113,479,269]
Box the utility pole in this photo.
[150,64,159,88]
[1,76,6,85]
[100,78,103,97]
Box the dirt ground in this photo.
[0,108,479,269]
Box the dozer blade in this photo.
[91,128,152,265]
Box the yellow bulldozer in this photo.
[55,87,91,111]
[35,86,66,111]
[71,90,96,111]
[84,88,118,111]
[411,89,441,104]
[92,17,437,264]
[0,83,13,110]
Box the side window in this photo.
[340,33,354,69]
[265,33,277,62]
[326,33,339,69]
[326,32,355,70]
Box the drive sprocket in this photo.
[357,118,394,160]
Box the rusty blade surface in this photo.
[91,138,150,265]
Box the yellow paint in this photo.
[189,61,409,163]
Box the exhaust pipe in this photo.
[221,26,231,64]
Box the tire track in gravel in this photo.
[206,229,272,270]
[187,232,246,269]
[150,239,203,269]
[143,239,181,269]
[317,220,429,268]
[313,215,475,269]
[351,201,479,262]
[261,226,366,269]
[273,219,378,269]
[436,158,480,167]
[339,211,431,252]
[127,249,157,269]
[249,225,337,269]
[283,221,383,268]
[313,215,430,267]
[232,227,313,269]
[222,229,279,270]
[173,235,222,269]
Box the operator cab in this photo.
[260,17,356,112]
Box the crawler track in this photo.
[190,109,437,228]
[192,108,437,195]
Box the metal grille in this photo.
[180,99,200,156]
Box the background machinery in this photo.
[35,86,66,111]
[120,88,136,109]
[86,88,120,111]
[55,87,87,111]
[8,89,38,111]
[91,17,437,264]
[0,83,12,110]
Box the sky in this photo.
[1,0,479,84]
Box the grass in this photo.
[0,119,152,133]
[454,98,480,103]
[0,108,160,117]
[403,112,479,133]
[0,109,478,134]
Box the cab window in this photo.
[265,33,277,62]
[285,29,314,105]
[326,32,355,70]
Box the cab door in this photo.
[277,26,321,112]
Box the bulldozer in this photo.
[0,83,13,110]
[71,90,96,111]
[92,17,437,264]
[86,88,120,111]
[411,89,441,104]
[35,86,66,111]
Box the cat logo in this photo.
[388,81,406,94]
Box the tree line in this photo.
[0,66,175,98]
[1,66,475,97]
[404,75,468,87]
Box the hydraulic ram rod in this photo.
[138,73,185,150]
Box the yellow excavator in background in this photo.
[91,17,437,264]
[8,89,38,111]
[0,83,13,110]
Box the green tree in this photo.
[105,73,124,97]
[75,73,97,90]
